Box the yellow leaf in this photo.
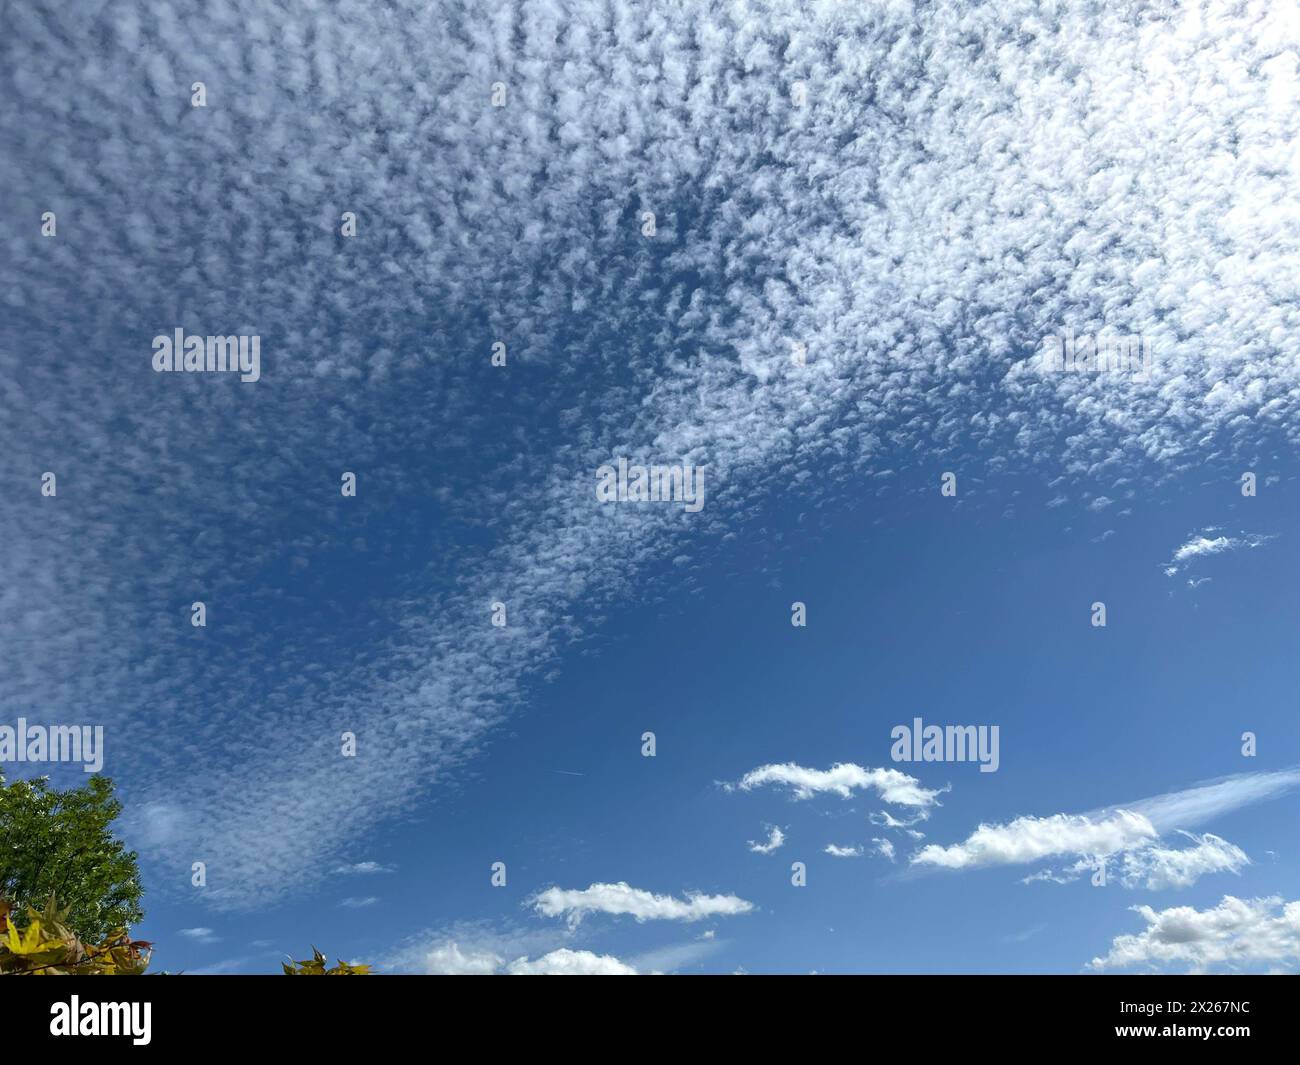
[6,917,46,956]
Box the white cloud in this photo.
[870,809,927,839]
[1034,832,1250,889]
[1175,535,1236,561]
[1115,832,1249,890]
[530,882,754,926]
[1164,530,1275,575]
[339,896,380,908]
[627,938,723,973]
[824,844,863,858]
[382,923,654,975]
[916,769,1299,889]
[417,941,506,976]
[870,809,928,828]
[748,825,785,854]
[1121,767,1300,832]
[1021,869,1077,886]
[1089,896,1300,973]
[188,957,253,975]
[732,763,943,806]
[391,939,642,975]
[871,838,897,862]
[506,948,639,975]
[178,927,219,945]
[333,861,394,875]
[912,810,1159,870]
[382,921,568,975]
[917,814,1249,892]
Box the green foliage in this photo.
[0,772,144,943]
[0,894,152,975]
[282,946,371,975]
[1,772,364,977]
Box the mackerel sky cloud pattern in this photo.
[3,0,1299,975]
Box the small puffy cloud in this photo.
[870,809,927,839]
[748,825,785,854]
[178,927,219,945]
[420,941,505,975]
[1164,530,1275,575]
[870,838,897,862]
[824,844,863,857]
[731,762,944,806]
[871,809,929,828]
[506,948,639,975]
[1089,896,1300,973]
[333,861,394,875]
[1021,869,1076,885]
[531,882,754,926]
[1174,535,1236,561]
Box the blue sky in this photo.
[2,0,1300,974]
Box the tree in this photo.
[0,773,143,943]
